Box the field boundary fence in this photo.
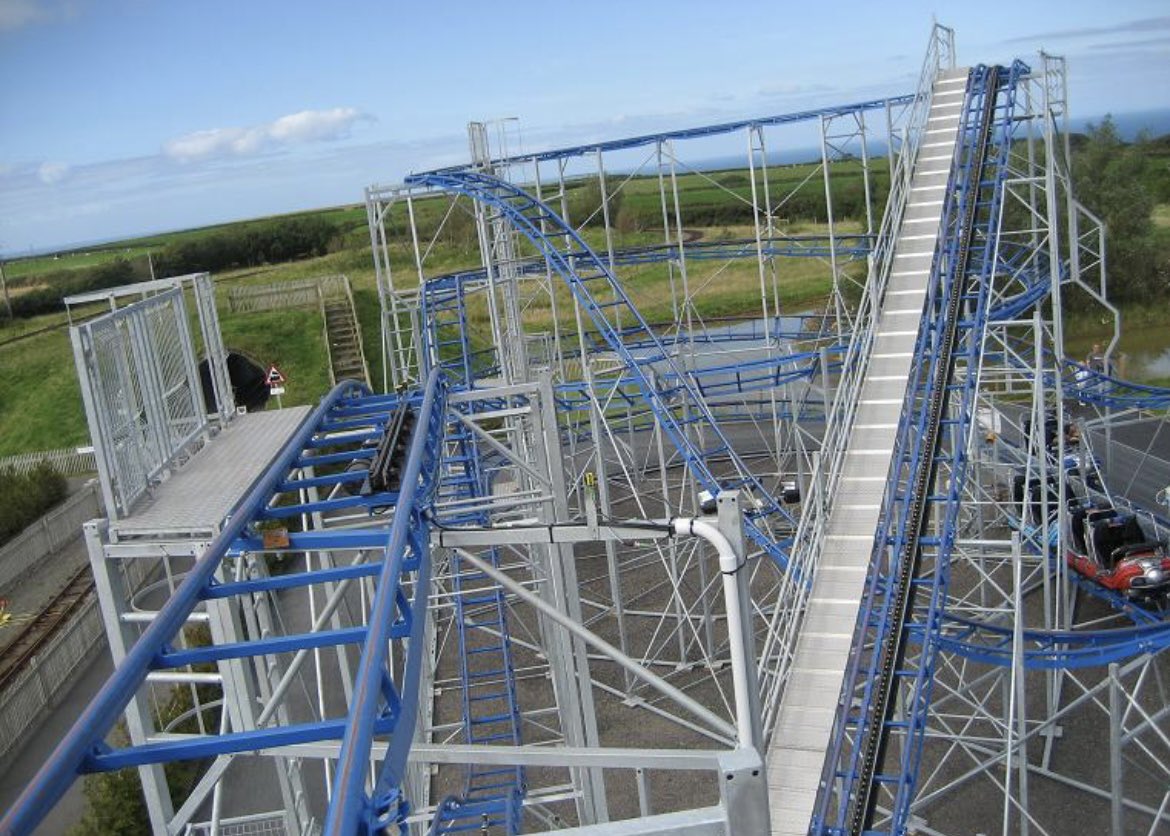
[0,482,101,592]
[0,447,97,477]
[0,557,149,773]
[226,274,349,313]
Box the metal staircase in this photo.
[421,273,501,388]
[321,278,371,386]
[430,417,525,834]
[809,62,1028,834]
[765,65,970,835]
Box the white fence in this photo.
[0,447,97,477]
[0,557,150,771]
[0,593,104,764]
[227,274,349,313]
[0,482,102,592]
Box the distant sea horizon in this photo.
[688,107,1170,173]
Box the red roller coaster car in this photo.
[1065,502,1170,600]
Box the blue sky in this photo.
[2,0,1169,255]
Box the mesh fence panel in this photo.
[73,288,210,516]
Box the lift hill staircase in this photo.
[321,279,371,387]
[765,66,971,835]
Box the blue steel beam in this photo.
[89,716,400,771]
[421,95,913,172]
[1,380,371,834]
[156,627,373,667]
[936,613,1170,668]
[326,368,446,834]
[5,372,451,835]
[205,561,384,599]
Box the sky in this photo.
[2,0,1169,256]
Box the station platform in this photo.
[110,407,310,540]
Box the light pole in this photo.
[0,258,12,320]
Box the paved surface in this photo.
[1085,418,1170,521]
[0,640,112,835]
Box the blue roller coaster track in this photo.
[3,373,449,835]
[9,49,1170,836]
[405,168,799,569]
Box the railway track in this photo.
[0,563,95,692]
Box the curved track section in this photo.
[405,169,797,566]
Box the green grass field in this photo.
[1,157,1167,458]
[0,329,88,455]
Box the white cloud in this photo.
[0,0,79,31]
[268,108,364,142]
[0,0,40,30]
[37,160,69,183]
[164,107,367,163]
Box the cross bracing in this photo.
[8,22,1170,836]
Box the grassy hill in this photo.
[1,148,1167,457]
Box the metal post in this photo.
[716,492,763,753]
[83,521,176,832]
[0,259,12,319]
[820,114,844,340]
[535,375,610,823]
[1109,663,1124,836]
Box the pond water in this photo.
[1066,323,1170,384]
[662,317,1170,386]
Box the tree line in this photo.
[7,216,340,318]
[1070,118,1169,303]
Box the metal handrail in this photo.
[758,23,956,737]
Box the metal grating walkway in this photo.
[766,68,969,835]
[111,407,311,539]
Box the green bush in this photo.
[568,179,625,228]
[155,216,340,276]
[68,625,220,834]
[0,462,68,546]
[9,259,142,318]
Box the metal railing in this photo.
[757,22,956,737]
[0,595,103,767]
[71,287,209,518]
[226,274,350,313]
[185,811,290,836]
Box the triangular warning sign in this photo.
[266,364,286,386]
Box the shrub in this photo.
[0,462,68,546]
[9,258,142,318]
[68,624,220,834]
